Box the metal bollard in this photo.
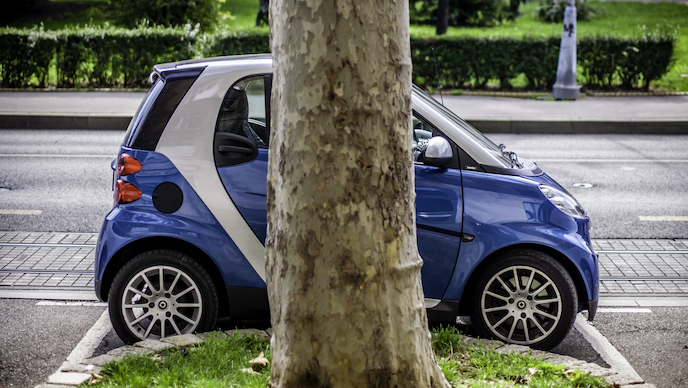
[552,0,581,100]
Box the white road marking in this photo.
[535,159,688,163]
[36,301,107,307]
[574,315,644,382]
[638,216,688,222]
[0,154,113,158]
[0,289,99,300]
[0,209,43,215]
[596,307,652,313]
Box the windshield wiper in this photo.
[498,144,523,169]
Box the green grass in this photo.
[221,0,260,29]
[85,327,610,388]
[88,333,271,388]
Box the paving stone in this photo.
[82,353,122,366]
[523,349,547,359]
[605,372,645,386]
[63,363,102,374]
[197,331,228,340]
[618,384,656,388]
[542,354,587,368]
[577,362,616,377]
[134,339,176,351]
[46,372,92,386]
[225,328,270,339]
[161,334,202,347]
[495,344,530,355]
[107,345,150,357]
[33,384,74,388]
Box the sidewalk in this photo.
[1,91,687,133]
[1,232,687,300]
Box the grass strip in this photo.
[84,327,610,388]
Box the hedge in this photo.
[1,25,199,88]
[0,26,675,90]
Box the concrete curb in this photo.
[2,114,688,134]
[0,115,131,131]
[35,328,652,388]
[467,119,688,134]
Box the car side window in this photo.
[412,113,436,164]
[216,76,269,147]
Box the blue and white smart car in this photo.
[95,54,598,350]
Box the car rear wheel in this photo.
[108,250,218,344]
[469,250,577,350]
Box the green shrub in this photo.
[0,26,675,90]
[0,27,55,88]
[0,25,199,88]
[411,35,561,89]
[579,28,676,90]
[410,0,510,27]
[537,0,599,22]
[203,28,270,57]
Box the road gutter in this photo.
[574,315,646,386]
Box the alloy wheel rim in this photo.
[481,265,562,345]
[122,265,203,340]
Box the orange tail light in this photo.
[114,179,141,204]
[117,154,142,176]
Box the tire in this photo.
[469,250,577,350]
[108,250,219,344]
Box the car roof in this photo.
[154,54,273,76]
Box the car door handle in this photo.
[214,132,259,167]
[218,145,254,154]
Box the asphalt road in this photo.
[0,299,106,388]
[1,130,687,238]
[591,307,688,388]
[0,130,121,232]
[486,133,688,239]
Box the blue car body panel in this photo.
[442,170,599,302]
[95,147,266,292]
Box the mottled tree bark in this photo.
[267,1,450,388]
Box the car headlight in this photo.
[539,185,587,218]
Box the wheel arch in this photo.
[458,243,589,316]
[100,236,230,317]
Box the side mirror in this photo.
[423,136,452,167]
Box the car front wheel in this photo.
[108,250,219,344]
[469,250,577,350]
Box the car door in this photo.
[412,112,464,299]
[214,75,271,244]
[213,78,463,300]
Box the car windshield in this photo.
[412,85,512,166]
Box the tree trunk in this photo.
[267,1,450,388]
[437,0,449,35]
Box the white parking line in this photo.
[0,154,112,158]
[535,159,688,163]
[36,301,107,307]
[0,209,43,215]
[597,307,653,313]
[638,216,688,222]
